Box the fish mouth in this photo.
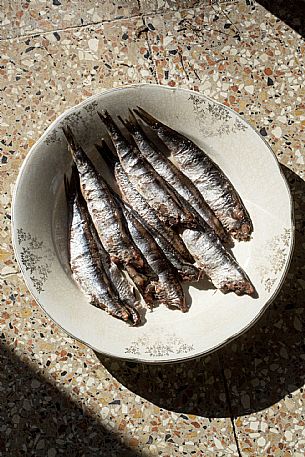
[179,268,203,282]
[153,287,188,312]
[109,307,130,322]
[124,303,141,326]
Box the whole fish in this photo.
[65,169,132,323]
[181,227,254,295]
[120,201,188,312]
[63,126,156,305]
[134,107,253,241]
[90,220,141,325]
[119,111,226,241]
[96,142,200,281]
[98,111,197,229]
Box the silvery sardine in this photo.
[134,107,253,241]
[90,221,141,325]
[181,227,254,295]
[98,111,197,229]
[66,169,131,323]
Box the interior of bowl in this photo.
[12,85,294,362]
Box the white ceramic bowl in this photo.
[12,85,294,363]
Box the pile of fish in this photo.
[64,108,255,326]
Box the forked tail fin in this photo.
[62,125,78,152]
[133,107,160,129]
[95,140,119,175]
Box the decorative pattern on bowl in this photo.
[257,228,292,293]
[17,229,55,294]
[125,332,195,357]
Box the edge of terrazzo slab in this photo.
[0,0,142,41]
[138,0,240,16]
[0,0,241,41]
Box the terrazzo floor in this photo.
[1,0,305,455]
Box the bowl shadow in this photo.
[95,165,305,418]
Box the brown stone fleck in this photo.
[191,422,200,428]
[264,67,273,76]
[129,438,139,447]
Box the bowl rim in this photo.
[11,83,295,364]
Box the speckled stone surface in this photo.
[0,1,140,39]
[1,0,305,455]
[220,161,305,455]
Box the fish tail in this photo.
[62,125,87,165]
[62,125,81,161]
[117,114,131,131]
[98,110,118,135]
[95,141,118,174]
[71,163,80,189]
[103,137,119,157]
[128,108,140,127]
[97,110,110,124]
[117,115,139,149]
[64,174,70,203]
[117,111,139,135]
[62,125,77,150]
[134,107,160,129]
[64,164,79,204]
[98,110,130,151]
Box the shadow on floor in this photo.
[257,0,305,38]
[97,165,305,418]
[0,343,139,457]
